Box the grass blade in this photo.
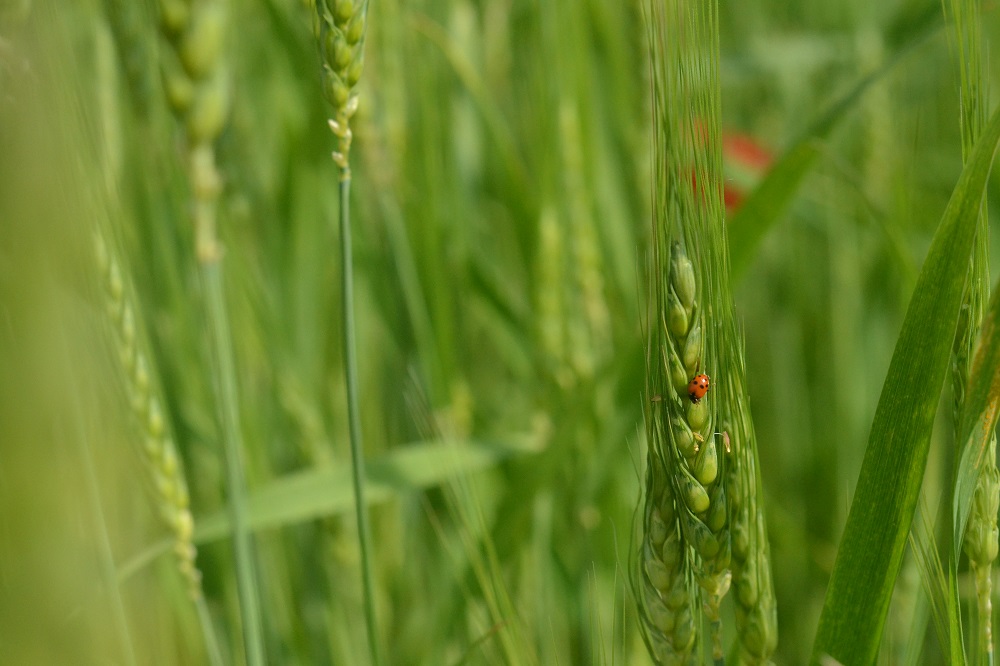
[948,565,966,664]
[811,103,1000,666]
[117,438,536,577]
[198,438,537,541]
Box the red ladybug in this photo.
[687,374,710,403]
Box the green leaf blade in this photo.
[193,437,537,543]
[811,104,1000,666]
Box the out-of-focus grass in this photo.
[2,0,999,663]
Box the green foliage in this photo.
[3,0,1000,664]
[728,4,940,281]
[812,104,1000,665]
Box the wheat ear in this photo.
[315,0,369,171]
[723,373,778,664]
[636,457,699,664]
[95,229,225,665]
[94,232,202,601]
[638,241,713,665]
[666,243,731,662]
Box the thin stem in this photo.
[202,258,265,666]
[339,170,383,666]
[194,145,265,666]
[195,594,227,666]
[76,417,139,666]
[973,557,994,666]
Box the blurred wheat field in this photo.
[3,0,1000,664]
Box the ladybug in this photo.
[687,374,710,404]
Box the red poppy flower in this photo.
[721,131,772,213]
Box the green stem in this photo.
[195,594,227,666]
[974,559,994,666]
[339,170,382,666]
[198,197,265,666]
[77,417,138,666]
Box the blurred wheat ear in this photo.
[635,0,776,663]
[155,0,266,662]
[92,232,201,600]
[92,227,226,666]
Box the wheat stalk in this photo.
[948,0,997,661]
[638,1,778,663]
[312,2,382,665]
[156,0,265,663]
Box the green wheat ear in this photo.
[315,0,369,171]
[636,453,699,663]
[636,242,714,664]
[94,231,202,601]
[637,0,777,663]
[724,371,778,664]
